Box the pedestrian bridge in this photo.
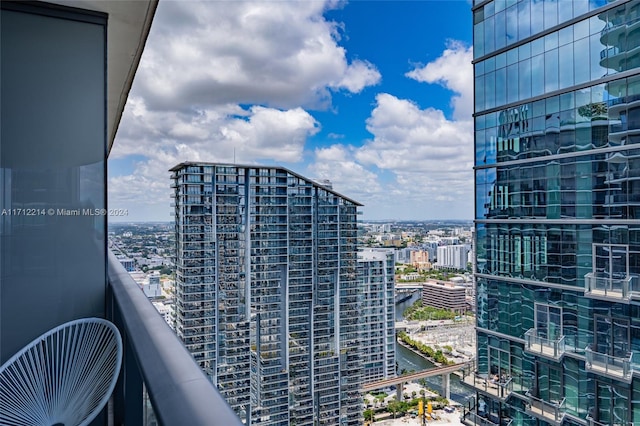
[362,362,471,401]
[395,283,425,290]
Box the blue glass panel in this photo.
[531,36,544,56]
[496,67,507,106]
[476,130,487,165]
[495,10,507,50]
[507,63,519,103]
[506,4,518,45]
[519,58,532,100]
[559,43,575,89]
[476,114,486,130]
[543,0,558,30]
[484,1,494,16]
[485,71,496,110]
[558,0,573,23]
[574,37,590,85]
[590,34,604,80]
[560,91,575,110]
[518,0,532,40]
[530,0,545,35]
[486,126,498,164]
[573,18,589,40]
[485,55,496,72]
[474,23,485,59]
[485,14,495,53]
[558,25,572,46]
[496,52,506,69]
[544,31,558,50]
[545,48,559,92]
[476,75,486,111]
[531,54,545,97]
[573,0,589,18]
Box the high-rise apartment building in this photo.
[437,244,470,270]
[357,248,396,384]
[470,0,640,425]
[171,162,362,426]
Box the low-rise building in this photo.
[152,301,173,327]
[117,257,135,272]
[421,280,467,315]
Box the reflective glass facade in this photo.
[171,163,362,426]
[471,1,640,425]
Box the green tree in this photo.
[388,400,402,419]
[364,409,374,421]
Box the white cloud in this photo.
[221,106,320,162]
[331,59,382,93]
[405,41,473,120]
[112,99,319,161]
[307,145,382,202]
[319,41,476,219]
[109,101,319,220]
[110,4,474,221]
[109,0,382,221]
[135,0,380,111]
[354,92,473,202]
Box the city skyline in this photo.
[108,0,474,222]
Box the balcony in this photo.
[525,394,565,425]
[460,369,514,401]
[600,46,619,61]
[524,328,566,360]
[107,251,243,425]
[585,345,633,382]
[461,410,502,426]
[584,273,635,303]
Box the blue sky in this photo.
[109,0,474,222]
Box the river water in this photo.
[395,291,473,404]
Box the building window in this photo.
[593,243,629,280]
[535,303,562,340]
[534,361,563,404]
[592,381,630,426]
[594,315,630,358]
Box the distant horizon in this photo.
[108,218,474,226]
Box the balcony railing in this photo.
[525,394,565,425]
[524,328,566,360]
[600,46,620,61]
[460,411,500,426]
[107,251,243,425]
[585,344,633,382]
[460,370,513,401]
[584,273,635,302]
[461,410,500,426]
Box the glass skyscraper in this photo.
[171,163,362,426]
[471,0,640,425]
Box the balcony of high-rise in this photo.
[0,1,243,424]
